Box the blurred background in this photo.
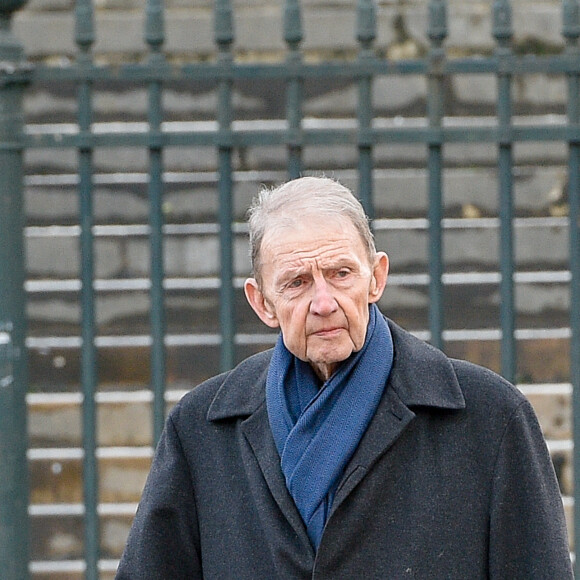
[0,0,577,578]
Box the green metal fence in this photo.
[0,0,579,578]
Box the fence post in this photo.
[426,0,447,351]
[0,1,31,579]
[215,0,236,372]
[563,0,580,573]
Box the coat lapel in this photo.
[241,402,313,551]
[332,386,415,509]
[332,320,466,514]
[206,349,314,555]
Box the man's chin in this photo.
[307,347,355,373]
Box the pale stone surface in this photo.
[23,167,567,225]
[101,461,150,500]
[26,237,79,277]
[29,406,81,445]
[516,284,570,315]
[522,386,572,441]
[12,1,569,60]
[101,518,133,556]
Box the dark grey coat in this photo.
[116,320,572,579]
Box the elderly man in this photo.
[116,176,572,578]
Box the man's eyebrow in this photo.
[275,267,308,285]
[323,258,359,270]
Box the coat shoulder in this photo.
[388,318,529,422]
[170,348,273,424]
[450,357,530,418]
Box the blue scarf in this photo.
[266,304,393,549]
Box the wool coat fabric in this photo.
[116,320,572,579]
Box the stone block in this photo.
[28,396,155,447]
[99,403,152,446]
[25,148,77,173]
[520,384,572,441]
[101,517,132,559]
[516,284,570,316]
[25,87,77,118]
[25,0,75,10]
[27,297,80,328]
[101,457,151,501]
[29,405,81,448]
[26,236,79,278]
[550,444,573,497]
[563,497,574,550]
[30,512,134,561]
[13,1,573,64]
[26,187,79,224]
[14,12,75,58]
[511,5,562,45]
[164,235,220,277]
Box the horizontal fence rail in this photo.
[0,0,578,578]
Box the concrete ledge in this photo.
[13,3,566,61]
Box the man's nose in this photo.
[310,277,338,316]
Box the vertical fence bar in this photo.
[215,0,235,371]
[493,0,516,383]
[0,2,30,578]
[75,1,99,577]
[356,0,376,218]
[284,0,303,179]
[145,0,167,445]
[563,0,580,571]
[426,0,447,350]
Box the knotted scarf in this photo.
[266,304,394,550]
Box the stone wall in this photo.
[15,0,569,63]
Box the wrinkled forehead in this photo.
[253,206,374,284]
[260,213,370,266]
[262,210,359,246]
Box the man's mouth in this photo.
[311,327,344,337]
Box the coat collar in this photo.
[206,349,272,421]
[206,317,465,423]
[387,319,465,410]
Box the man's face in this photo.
[244,214,388,381]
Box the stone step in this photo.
[22,214,574,391]
[23,73,569,125]
[27,390,185,448]
[24,218,571,279]
[28,493,576,574]
[24,274,572,331]
[24,166,569,226]
[23,121,571,175]
[30,507,134,567]
[15,1,566,64]
[24,333,574,396]
[29,452,150,505]
[29,482,575,564]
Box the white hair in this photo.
[247,176,376,282]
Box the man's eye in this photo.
[288,279,303,288]
[336,269,350,278]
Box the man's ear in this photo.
[369,252,389,304]
[244,278,280,328]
